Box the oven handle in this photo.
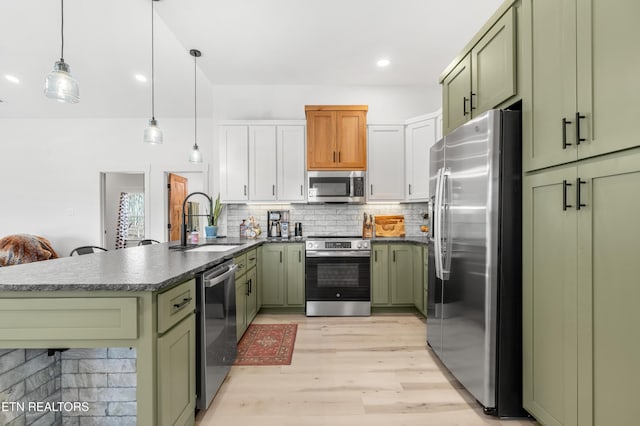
[306,251,371,258]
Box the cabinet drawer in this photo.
[158,279,196,334]
[234,252,247,277]
[0,297,138,341]
[245,249,257,270]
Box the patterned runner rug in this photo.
[234,323,298,366]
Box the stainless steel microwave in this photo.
[307,171,366,203]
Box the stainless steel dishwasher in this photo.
[196,259,238,410]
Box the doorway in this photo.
[100,172,147,250]
[166,172,207,242]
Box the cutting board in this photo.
[374,215,405,237]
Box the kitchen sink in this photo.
[187,245,240,252]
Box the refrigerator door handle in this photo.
[434,167,445,279]
[442,169,452,279]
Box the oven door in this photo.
[305,251,371,301]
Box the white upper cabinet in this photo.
[405,116,437,201]
[220,126,249,202]
[367,125,405,201]
[220,123,306,203]
[249,126,277,201]
[277,126,306,202]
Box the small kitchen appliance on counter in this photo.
[305,236,371,316]
[267,210,289,238]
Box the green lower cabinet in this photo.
[372,243,423,309]
[389,244,414,305]
[285,245,305,306]
[157,282,196,426]
[259,245,285,306]
[413,246,425,314]
[371,245,390,304]
[235,274,248,341]
[246,266,258,322]
[524,150,640,426]
[259,243,304,308]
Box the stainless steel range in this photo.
[305,236,371,316]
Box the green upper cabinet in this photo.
[442,7,516,136]
[259,243,305,308]
[442,55,472,135]
[471,7,516,114]
[523,150,640,426]
[522,0,640,171]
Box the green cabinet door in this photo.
[471,7,516,114]
[522,0,578,171]
[371,244,389,305]
[523,165,578,426]
[389,244,414,305]
[259,245,285,306]
[285,244,305,306]
[412,246,424,313]
[442,54,472,136]
[245,266,258,324]
[575,0,640,161]
[235,275,248,341]
[576,151,640,426]
[157,313,196,426]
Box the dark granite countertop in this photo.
[0,238,265,292]
[0,236,424,293]
[370,236,430,246]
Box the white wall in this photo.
[0,118,213,257]
[212,84,440,122]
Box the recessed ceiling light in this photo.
[135,74,147,83]
[377,59,390,67]
[5,75,20,84]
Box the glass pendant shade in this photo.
[44,62,79,104]
[144,118,163,144]
[189,144,202,163]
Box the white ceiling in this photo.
[0,0,503,118]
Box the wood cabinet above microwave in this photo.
[305,105,368,170]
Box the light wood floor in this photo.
[196,313,536,426]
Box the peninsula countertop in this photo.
[0,238,263,292]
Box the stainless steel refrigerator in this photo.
[427,109,526,417]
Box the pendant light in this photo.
[44,0,79,103]
[189,49,203,163]
[144,0,163,144]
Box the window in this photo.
[126,192,145,240]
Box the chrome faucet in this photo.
[181,192,213,247]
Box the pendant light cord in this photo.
[194,54,197,147]
[60,0,64,61]
[151,0,156,120]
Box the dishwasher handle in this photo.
[203,264,238,288]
